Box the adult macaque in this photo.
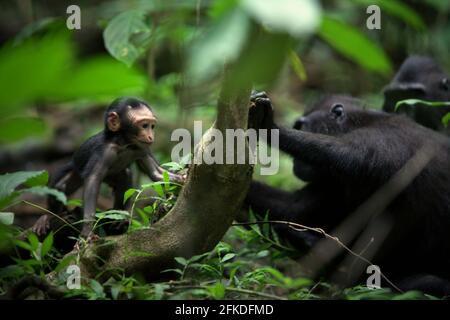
[383,56,450,133]
[246,92,450,296]
[32,97,185,239]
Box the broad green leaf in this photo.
[208,282,225,299]
[221,253,236,263]
[0,117,47,143]
[153,183,165,197]
[241,0,321,36]
[103,10,152,66]
[24,171,49,187]
[0,193,19,211]
[0,212,14,225]
[187,9,250,82]
[0,32,73,115]
[319,16,392,75]
[174,256,188,266]
[52,56,146,100]
[351,0,425,30]
[187,252,210,263]
[41,232,54,257]
[123,188,138,204]
[0,171,48,203]
[22,186,67,205]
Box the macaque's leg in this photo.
[106,168,133,210]
[80,175,102,238]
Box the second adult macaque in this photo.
[32,97,185,239]
[383,56,450,133]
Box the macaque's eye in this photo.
[331,103,344,118]
[142,123,149,129]
[440,78,449,91]
[151,124,155,129]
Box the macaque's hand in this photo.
[31,215,51,236]
[170,172,187,184]
[248,90,274,130]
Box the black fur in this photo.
[246,93,450,296]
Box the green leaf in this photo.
[187,8,250,82]
[0,32,73,115]
[95,210,130,220]
[162,171,170,183]
[318,16,392,75]
[161,162,184,171]
[103,10,152,66]
[110,284,122,300]
[208,282,225,299]
[14,239,32,251]
[123,188,138,204]
[41,232,54,257]
[443,113,450,127]
[0,212,14,225]
[152,183,165,198]
[221,253,236,263]
[136,208,150,226]
[0,117,47,143]
[0,171,48,206]
[241,0,321,36]
[351,0,426,30]
[289,50,307,81]
[52,56,146,100]
[54,255,76,272]
[89,279,105,297]
[392,290,427,300]
[175,256,188,266]
[22,186,67,205]
[27,232,40,251]
[394,99,450,111]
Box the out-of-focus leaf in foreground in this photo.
[319,16,392,76]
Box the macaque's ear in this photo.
[107,112,121,132]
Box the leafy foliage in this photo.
[319,16,392,76]
[103,10,152,66]
[0,171,66,210]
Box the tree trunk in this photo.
[76,75,253,280]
